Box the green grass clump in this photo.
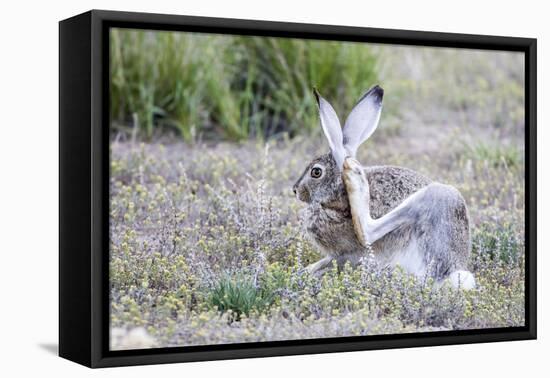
[110,30,242,141]
[237,37,378,139]
[110,29,378,141]
[209,275,278,319]
[464,141,523,169]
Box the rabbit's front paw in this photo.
[305,256,333,277]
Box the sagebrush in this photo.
[109,42,525,349]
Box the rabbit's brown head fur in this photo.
[293,152,348,207]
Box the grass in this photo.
[472,223,522,265]
[464,141,523,169]
[110,29,377,141]
[108,39,525,350]
[110,30,241,140]
[210,274,278,320]
[109,134,525,349]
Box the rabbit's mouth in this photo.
[295,187,311,203]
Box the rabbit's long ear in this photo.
[314,89,345,169]
[342,85,384,157]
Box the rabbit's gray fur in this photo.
[293,85,474,287]
[294,153,471,281]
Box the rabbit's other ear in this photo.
[314,88,345,169]
[342,85,384,157]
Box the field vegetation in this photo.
[109,30,525,349]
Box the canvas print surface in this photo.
[108,28,525,350]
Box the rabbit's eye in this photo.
[310,167,323,179]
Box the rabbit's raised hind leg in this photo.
[343,158,476,289]
[343,157,423,246]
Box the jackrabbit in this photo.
[292,85,475,289]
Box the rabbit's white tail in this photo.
[449,270,476,290]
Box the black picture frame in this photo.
[59,9,537,368]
